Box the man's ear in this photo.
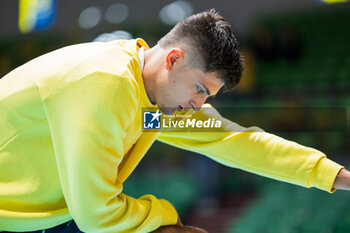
[165,48,184,70]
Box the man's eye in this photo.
[196,86,204,94]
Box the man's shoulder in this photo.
[76,40,142,87]
[30,40,142,100]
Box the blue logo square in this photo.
[143,110,161,129]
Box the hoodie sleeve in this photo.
[157,104,343,193]
[42,71,177,233]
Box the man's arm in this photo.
[157,104,343,193]
[333,168,350,191]
[43,72,178,232]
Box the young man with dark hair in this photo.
[157,9,244,92]
[0,9,349,233]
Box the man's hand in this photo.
[332,168,350,191]
[176,216,183,226]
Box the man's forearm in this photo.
[332,168,350,191]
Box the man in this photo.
[0,9,349,233]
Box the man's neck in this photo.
[141,45,163,105]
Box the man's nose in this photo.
[190,97,207,112]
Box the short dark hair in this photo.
[158,9,244,92]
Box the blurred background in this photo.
[1,0,349,232]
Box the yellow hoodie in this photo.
[0,39,343,232]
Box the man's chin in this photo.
[158,107,176,116]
